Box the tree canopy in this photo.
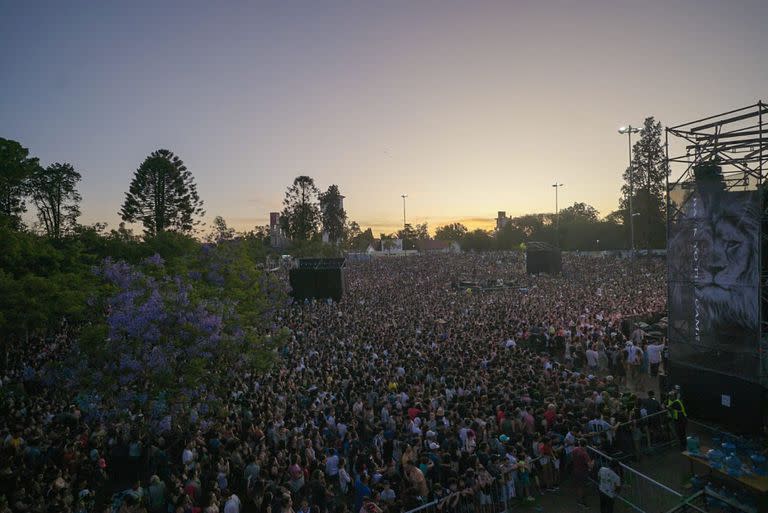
[0,138,39,230]
[319,184,347,244]
[120,149,205,236]
[280,175,320,241]
[28,162,82,238]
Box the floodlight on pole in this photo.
[552,182,564,244]
[401,194,408,229]
[618,124,641,254]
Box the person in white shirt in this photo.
[223,493,241,513]
[598,462,621,513]
[645,340,665,377]
[325,451,339,478]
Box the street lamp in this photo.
[401,194,407,228]
[618,125,641,254]
[552,182,564,244]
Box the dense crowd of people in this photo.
[0,253,668,513]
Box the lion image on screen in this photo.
[669,186,759,352]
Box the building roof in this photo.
[415,239,452,251]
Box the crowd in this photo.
[0,253,668,513]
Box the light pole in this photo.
[552,182,563,244]
[619,125,641,254]
[401,194,408,252]
[401,194,407,228]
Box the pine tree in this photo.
[120,149,204,236]
[279,176,321,241]
[619,117,668,249]
[319,184,346,244]
[28,162,82,238]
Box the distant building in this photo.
[496,211,509,231]
[269,212,288,248]
[365,238,404,254]
[415,240,461,254]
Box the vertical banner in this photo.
[668,182,760,381]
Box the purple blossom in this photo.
[144,253,165,267]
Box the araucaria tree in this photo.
[0,138,39,230]
[29,162,82,238]
[619,117,668,249]
[319,184,346,244]
[120,149,204,236]
[280,175,320,241]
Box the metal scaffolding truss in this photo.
[666,102,768,385]
[667,102,767,190]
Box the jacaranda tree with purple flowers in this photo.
[63,238,287,428]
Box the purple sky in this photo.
[2,0,767,234]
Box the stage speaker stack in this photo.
[525,242,562,274]
[289,258,346,302]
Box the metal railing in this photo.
[402,475,511,513]
[588,445,684,513]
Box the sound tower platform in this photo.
[666,102,768,433]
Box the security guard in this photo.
[667,390,688,449]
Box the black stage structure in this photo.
[666,102,768,432]
[525,241,561,274]
[289,258,346,302]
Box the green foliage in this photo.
[319,184,346,244]
[347,225,374,251]
[120,149,205,236]
[434,222,468,242]
[280,175,320,241]
[28,162,82,238]
[495,222,525,250]
[289,238,342,258]
[0,228,99,350]
[207,215,236,243]
[559,202,599,223]
[396,222,429,249]
[0,138,39,229]
[463,228,494,251]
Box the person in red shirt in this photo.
[543,403,557,429]
[571,439,593,508]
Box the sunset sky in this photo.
[2,1,767,235]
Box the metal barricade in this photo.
[403,477,510,513]
[588,445,684,513]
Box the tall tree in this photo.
[345,220,362,243]
[0,138,39,230]
[319,184,347,244]
[413,222,430,240]
[495,222,525,249]
[120,149,204,236]
[207,215,235,243]
[350,227,374,250]
[558,202,599,223]
[463,228,494,251]
[435,222,468,241]
[280,176,320,241]
[28,162,82,238]
[619,117,668,249]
